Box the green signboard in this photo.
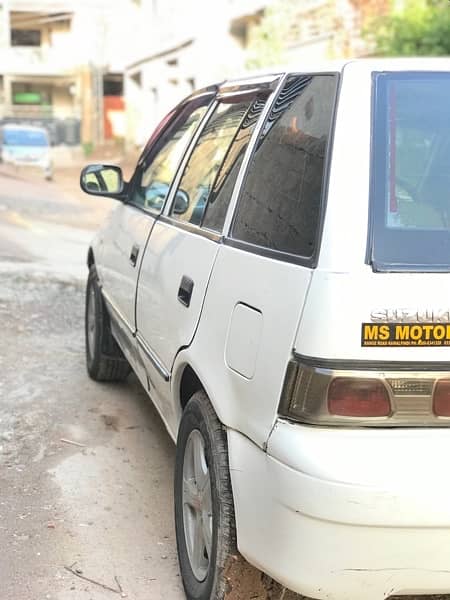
[13,92,42,105]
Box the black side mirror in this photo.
[173,189,190,215]
[80,164,125,198]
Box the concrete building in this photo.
[123,0,393,149]
[0,0,134,147]
[124,0,267,148]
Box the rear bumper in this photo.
[228,424,450,600]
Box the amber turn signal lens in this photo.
[328,378,391,417]
[433,380,450,417]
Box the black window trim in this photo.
[226,71,341,269]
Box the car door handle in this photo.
[178,276,194,307]
[129,244,140,267]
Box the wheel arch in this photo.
[172,353,235,434]
[178,363,205,413]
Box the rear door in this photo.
[97,93,213,350]
[136,84,274,425]
[187,74,340,445]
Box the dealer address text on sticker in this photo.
[362,323,450,347]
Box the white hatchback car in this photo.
[80,58,450,600]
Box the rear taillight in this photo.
[279,359,450,427]
[433,380,450,417]
[328,378,391,417]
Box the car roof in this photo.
[222,57,450,87]
[2,123,49,133]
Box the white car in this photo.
[80,58,450,600]
[0,123,53,180]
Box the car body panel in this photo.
[136,220,220,431]
[171,244,312,447]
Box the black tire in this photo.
[85,265,131,382]
[175,390,239,600]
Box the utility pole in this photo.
[1,0,11,117]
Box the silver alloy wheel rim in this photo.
[87,286,96,357]
[182,429,213,582]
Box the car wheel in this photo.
[85,265,131,382]
[175,390,240,600]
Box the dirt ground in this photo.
[0,169,185,600]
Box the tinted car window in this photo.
[129,95,211,212]
[202,97,267,232]
[232,75,337,259]
[170,99,254,227]
[371,72,450,271]
[3,128,49,146]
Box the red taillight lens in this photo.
[328,378,391,417]
[433,380,450,416]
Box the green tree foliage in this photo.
[371,0,450,56]
[246,0,296,69]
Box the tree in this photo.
[245,0,297,69]
[369,0,450,56]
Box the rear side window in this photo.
[170,99,256,227]
[371,72,450,271]
[3,128,48,146]
[231,74,337,261]
[202,97,267,232]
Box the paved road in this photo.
[0,172,185,600]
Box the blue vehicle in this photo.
[0,123,53,180]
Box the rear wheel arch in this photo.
[174,360,229,429]
[179,364,204,413]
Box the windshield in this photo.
[3,128,49,147]
[370,72,450,271]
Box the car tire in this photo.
[85,265,131,382]
[175,390,240,600]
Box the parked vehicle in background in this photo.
[0,123,53,180]
[80,58,450,600]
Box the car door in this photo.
[173,73,340,449]
[135,85,273,430]
[97,92,214,357]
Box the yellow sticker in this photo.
[361,323,450,347]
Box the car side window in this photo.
[128,95,212,212]
[232,74,338,260]
[169,99,256,227]
[201,97,268,232]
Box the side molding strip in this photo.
[136,333,170,382]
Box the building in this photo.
[0,0,133,147]
[124,0,267,148]
[123,0,394,149]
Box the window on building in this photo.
[11,29,41,46]
[103,75,123,96]
[231,74,337,261]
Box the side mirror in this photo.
[80,164,124,197]
[173,189,189,215]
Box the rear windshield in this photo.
[3,128,49,147]
[370,72,450,271]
